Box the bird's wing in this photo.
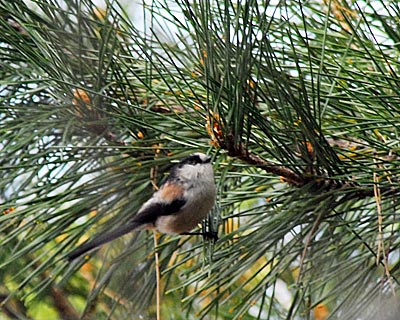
[132,198,186,224]
[132,181,187,225]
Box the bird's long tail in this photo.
[66,222,141,260]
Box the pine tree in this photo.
[1,0,400,319]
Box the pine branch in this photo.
[223,132,305,186]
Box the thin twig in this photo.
[373,163,395,294]
[297,211,324,284]
[374,171,383,266]
[153,232,161,320]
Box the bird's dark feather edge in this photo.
[133,198,187,225]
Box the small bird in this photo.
[67,152,216,260]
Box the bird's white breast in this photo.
[156,164,216,234]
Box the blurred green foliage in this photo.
[1,0,400,319]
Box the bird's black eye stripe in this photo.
[180,154,202,165]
